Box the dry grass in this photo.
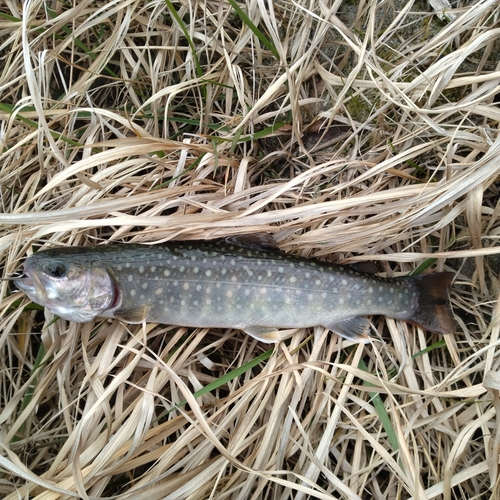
[1,0,500,498]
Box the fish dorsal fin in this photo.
[223,233,281,253]
[325,317,371,343]
[114,305,150,323]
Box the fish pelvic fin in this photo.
[242,326,286,343]
[406,272,455,334]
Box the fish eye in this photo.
[47,262,67,278]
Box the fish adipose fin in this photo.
[406,272,455,334]
[325,317,371,343]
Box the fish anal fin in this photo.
[405,272,455,334]
[243,326,283,343]
[224,233,281,253]
[325,317,371,344]
[114,305,150,323]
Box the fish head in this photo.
[14,252,117,323]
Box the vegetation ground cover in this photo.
[0,1,499,498]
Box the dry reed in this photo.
[1,0,500,499]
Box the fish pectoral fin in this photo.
[114,305,150,323]
[243,326,283,343]
[325,317,371,343]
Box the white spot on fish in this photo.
[221,269,226,275]
[127,275,133,282]
[179,266,185,272]
[142,282,148,290]
[206,287,211,294]
[231,275,237,282]
[164,269,170,277]
[389,287,394,293]
[150,266,156,272]
[130,290,136,297]
[321,292,327,299]
[139,266,144,273]
[367,299,372,305]
[260,288,267,294]
[140,294,145,300]
[196,284,202,291]
[341,279,347,285]
[290,276,297,283]
[183,283,189,290]
[278,267,284,273]
[339,298,344,304]
[285,297,291,304]
[315,279,321,286]
[379,286,384,291]
[155,288,163,295]
[368,287,373,293]
[193,267,199,274]
[227,290,233,298]
[308,294,313,301]
[206,299,211,305]
[206,270,212,277]
[305,272,311,278]
[116,265,123,271]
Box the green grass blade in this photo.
[358,359,399,452]
[227,0,279,60]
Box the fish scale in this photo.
[14,237,455,343]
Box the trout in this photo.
[14,236,455,343]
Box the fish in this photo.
[13,236,455,343]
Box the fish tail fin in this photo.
[407,272,455,334]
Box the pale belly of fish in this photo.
[14,238,455,343]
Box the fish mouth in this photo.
[14,276,35,293]
[14,270,47,301]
